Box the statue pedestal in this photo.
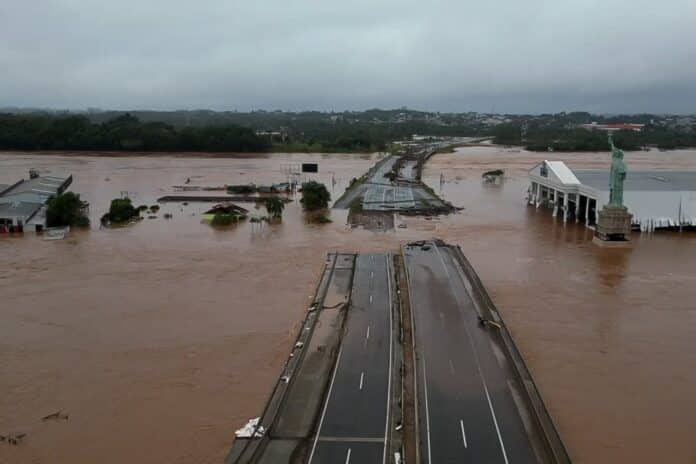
[593,205,633,247]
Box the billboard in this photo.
[302,163,318,173]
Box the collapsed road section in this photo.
[225,244,571,464]
[333,143,457,216]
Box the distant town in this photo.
[1,108,695,153]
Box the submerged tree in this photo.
[300,181,331,211]
[264,197,285,219]
[105,197,139,224]
[46,192,90,227]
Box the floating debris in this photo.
[1,433,26,445]
[235,417,265,438]
[42,410,69,421]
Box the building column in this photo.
[536,186,542,208]
[563,192,569,222]
[593,202,599,226]
[575,194,581,223]
[585,197,591,227]
[552,189,558,217]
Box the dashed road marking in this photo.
[460,420,468,448]
[359,372,365,390]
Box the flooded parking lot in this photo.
[2,148,696,463]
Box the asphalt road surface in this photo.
[405,242,540,464]
[308,254,393,464]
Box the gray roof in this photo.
[0,201,42,219]
[0,175,71,221]
[574,170,696,192]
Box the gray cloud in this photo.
[1,0,695,113]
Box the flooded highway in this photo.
[2,147,696,463]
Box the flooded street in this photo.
[2,148,696,463]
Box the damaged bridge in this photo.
[225,243,570,464]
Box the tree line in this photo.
[491,123,696,151]
[0,113,269,152]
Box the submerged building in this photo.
[0,174,72,232]
[528,161,696,232]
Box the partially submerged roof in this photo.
[0,201,42,218]
[203,203,249,215]
[574,170,696,192]
[0,174,72,220]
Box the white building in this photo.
[528,161,696,232]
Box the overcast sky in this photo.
[2,0,695,114]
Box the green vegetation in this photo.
[492,119,696,152]
[300,181,331,211]
[4,108,695,154]
[264,197,285,219]
[211,213,234,226]
[0,113,268,152]
[46,192,90,228]
[102,197,139,224]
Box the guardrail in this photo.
[449,244,572,464]
[227,253,350,463]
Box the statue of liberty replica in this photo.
[594,133,633,246]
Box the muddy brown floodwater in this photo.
[1,148,696,464]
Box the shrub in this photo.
[107,198,138,223]
[264,197,285,219]
[46,192,90,227]
[300,181,331,211]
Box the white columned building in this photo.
[528,160,696,232]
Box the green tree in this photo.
[106,197,138,223]
[264,197,285,219]
[46,192,90,227]
[300,181,331,211]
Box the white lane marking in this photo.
[433,244,509,464]
[371,271,374,278]
[308,346,343,463]
[365,325,370,345]
[422,357,433,464]
[449,359,455,375]
[460,420,468,448]
[370,295,373,304]
[359,372,365,390]
[345,447,352,464]
[383,253,393,464]
[481,375,509,464]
